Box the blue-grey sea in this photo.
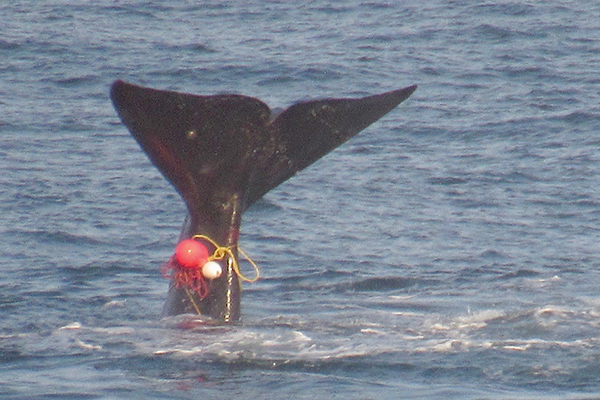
[2,1,600,399]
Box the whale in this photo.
[110,80,417,323]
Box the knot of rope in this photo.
[161,234,260,311]
[193,234,260,283]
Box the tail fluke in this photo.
[110,80,416,322]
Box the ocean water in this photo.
[1,0,600,398]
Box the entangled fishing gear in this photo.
[161,235,260,302]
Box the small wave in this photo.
[257,75,300,87]
[552,110,600,124]
[249,198,285,213]
[13,191,68,205]
[497,269,541,280]
[52,74,101,87]
[0,39,21,50]
[155,42,217,53]
[428,176,468,186]
[474,23,545,41]
[472,2,536,17]
[9,228,102,246]
[479,249,508,260]
[299,67,343,82]
[343,276,419,292]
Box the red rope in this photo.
[161,255,209,299]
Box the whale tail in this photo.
[110,80,416,322]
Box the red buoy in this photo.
[174,239,209,268]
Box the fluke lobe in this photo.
[110,80,417,323]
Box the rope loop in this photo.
[161,234,260,313]
[191,234,260,282]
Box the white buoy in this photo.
[202,261,223,280]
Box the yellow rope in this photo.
[191,234,260,283]
[184,286,202,314]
